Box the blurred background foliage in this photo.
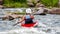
[3,0,28,8]
[40,0,59,7]
[3,0,59,8]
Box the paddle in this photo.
[13,22,20,26]
[12,18,21,26]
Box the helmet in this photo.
[26,8,32,13]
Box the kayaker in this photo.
[13,8,34,26]
[20,8,34,24]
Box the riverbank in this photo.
[47,8,60,15]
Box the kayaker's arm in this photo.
[13,16,25,26]
[19,16,25,23]
[30,16,34,19]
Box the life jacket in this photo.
[24,15,33,24]
[25,15,31,19]
[24,15,34,20]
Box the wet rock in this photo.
[36,3,41,7]
[8,16,15,21]
[49,8,60,14]
[0,0,4,8]
[40,4,45,7]
[2,16,15,21]
[0,0,3,5]
[27,0,32,2]
[2,14,22,21]
[27,2,34,7]
[2,17,8,20]
[27,0,40,3]
[27,0,40,7]
[36,4,45,7]
[0,5,4,9]
[34,13,46,15]
[34,0,40,3]
[44,9,48,13]
[27,0,34,7]
[33,6,47,15]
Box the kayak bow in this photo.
[21,21,38,28]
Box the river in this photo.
[0,9,60,34]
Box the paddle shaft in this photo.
[13,22,20,26]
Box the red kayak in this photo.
[21,21,38,28]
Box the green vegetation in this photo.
[40,0,59,8]
[3,0,28,8]
[3,0,59,8]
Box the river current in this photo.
[0,9,60,34]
